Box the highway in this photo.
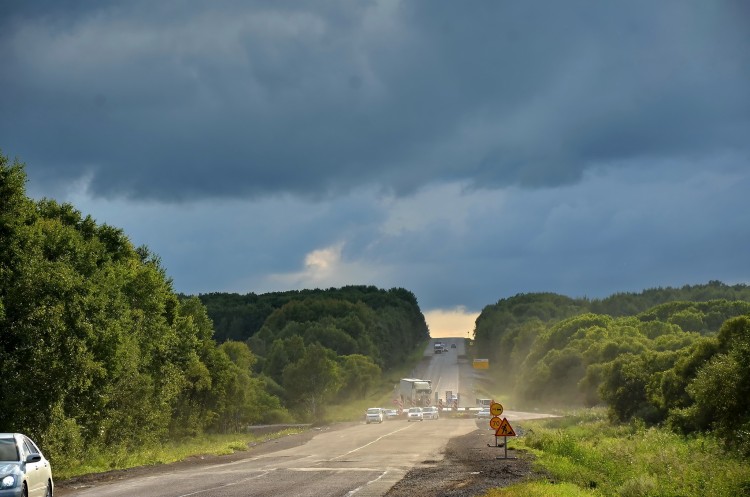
[58,338,550,497]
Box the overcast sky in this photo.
[2,1,749,337]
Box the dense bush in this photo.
[473,285,750,453]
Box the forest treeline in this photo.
[192,287,430,417]
[474,283,750,454]
[0,155,428,464]
[196,286,428,369]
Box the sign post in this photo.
[486,402,516,459]
[495,417,516,459]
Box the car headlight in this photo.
[1,475,16,488]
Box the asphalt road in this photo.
[58,338,552,497]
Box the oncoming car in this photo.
[422,406,439,420]
[407,407,424,422]
[365,407,385,424]
[385,409,400,420]
[476,408,492,419]
[0,433,53,497]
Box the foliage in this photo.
[472,281,750,451]
[338,354,382,399]
[0,154,290,463]
[53,428,304,480]
[0,152,432,463]
[282,343,342,420]
[519,409,750,496]
[483,482,594,497]
[198,286,429,370]
[196,284,429,418]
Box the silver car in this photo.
[0,433,54,497]
[422,406,439,420]
[385,409,400,420]
[476,408,492,419]
[407,407,424,422]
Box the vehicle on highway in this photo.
[0,433,54,497]
[366,407,385,424]
[476,408,492,419]
[422,406,439,420]
[385,409,400,420]
[407,407,424,422]
[450,343,456,348]
[399,378,432,407]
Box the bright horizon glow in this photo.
[424,306,479,339]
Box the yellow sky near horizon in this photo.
[424,307,479,338]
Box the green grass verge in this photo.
[490,407,750,496]
[55,428,304,480]
[485,482,594,497]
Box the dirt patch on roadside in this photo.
[385,428,549,497]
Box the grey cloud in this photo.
[1,1,748,202]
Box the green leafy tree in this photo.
[670,317,750,453]
[282,344,342,420]
[339,354,381,399]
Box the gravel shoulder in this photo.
[385,427,548,497]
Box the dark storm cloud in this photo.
[1,0,748,202]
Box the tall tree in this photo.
[282,344,342,420]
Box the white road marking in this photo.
[345,470,389,497]
[175,470,272,497]
[330,425,414,461]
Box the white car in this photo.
[407,407,424,422]
[365,407,384,424]
[385,409,400,420]
[422,406,439,420]
[0,433,54,497]
[476,407,492,419]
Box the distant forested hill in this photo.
[194,286,430,371]
[472,281,750,455]
[191,286,430,420]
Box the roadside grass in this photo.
[485,482,594,497]
[490,407,750,496]
[54,428,304,481]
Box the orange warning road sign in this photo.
[494,417,516,437]
[490,402,504,417]
[489,416,502,430]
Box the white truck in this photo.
[399,378,432,407]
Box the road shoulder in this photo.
[384,427,547,497]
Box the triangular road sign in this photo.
[494,417,516,437]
